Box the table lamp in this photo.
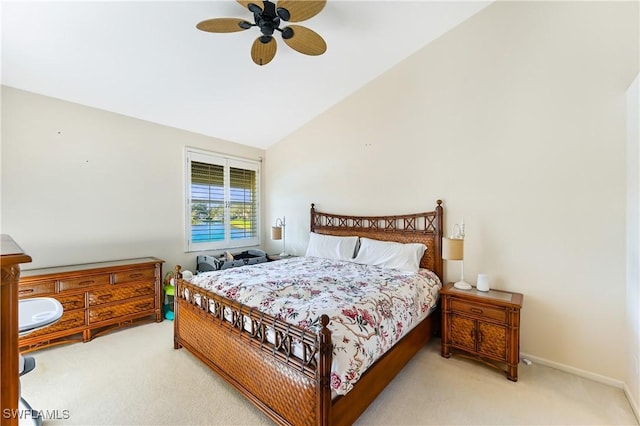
[271,217,288,257]
[442,237,470,290]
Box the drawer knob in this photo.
[98,294,113,301]
[129,273,143,279]
[19,289,34,295]
[470,308,483,314]
[79,280,95,286]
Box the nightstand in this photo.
[440,282,524,381]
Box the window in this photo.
[185,148,260,252]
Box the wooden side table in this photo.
[440,282,524,381]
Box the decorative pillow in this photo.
[305,233,359,261]
[352,237,426,273]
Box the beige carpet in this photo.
[19,321,638,425]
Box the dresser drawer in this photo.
[59,274,111,291]
[22,309,85,338]
[57,293,85,311]
[450,299,507,323]
[18,280,56,298]
[113,267,156,284]
[88,282,155,306]
[88,296,155,324]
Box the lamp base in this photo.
[453,280,472,290]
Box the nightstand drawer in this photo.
[450,299,506,322]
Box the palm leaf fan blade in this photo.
[251,36,277,65]
[196,18,250,33]
[282,25,326,56]
[277,0,326,22]
[237,0,262,11]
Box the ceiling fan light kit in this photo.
[197,0,327,66]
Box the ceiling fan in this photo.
[196,0,327,66]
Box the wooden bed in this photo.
[174,200,444,426]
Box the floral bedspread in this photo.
[188,256,441,396]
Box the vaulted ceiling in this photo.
[1,1,490,149]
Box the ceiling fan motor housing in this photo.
[252,1,288,38]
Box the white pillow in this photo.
[352,237,426,273]
[305,233,359,261]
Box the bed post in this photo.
[317,314,332,426]
[310,203,316,233]
[435,200,444,282]
[173,265,183,349]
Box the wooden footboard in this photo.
[174,279,332,425]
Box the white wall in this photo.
[0,86,265,272]
[626,74,640,416]
[264,1,639,382]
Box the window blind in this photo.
[229,167,257,240]
[190,161,225,243]
[186,149,260,251]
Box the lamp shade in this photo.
[442,237,464,261]
[271,226,283,240]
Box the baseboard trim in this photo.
[623,383,640,423]
[521,352,639,423]
[520,352,624,388]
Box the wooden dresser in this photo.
[18,257,164,353]
[440,282,523,381]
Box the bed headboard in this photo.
[310,200,444,280]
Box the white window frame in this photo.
[185,147,261,252]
